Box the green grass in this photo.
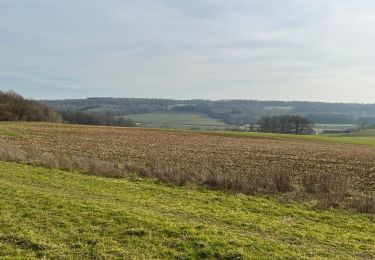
[122,111,231,130]
[0,127,21,138]
[0,161,374,259]
[197,128,375,146]
[340,129,375,137]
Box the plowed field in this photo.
[1,123,374,193]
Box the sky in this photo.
[1,0,375,102]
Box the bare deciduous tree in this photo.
[0,91,63,123]
[258,115,313,135]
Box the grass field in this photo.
[0,161,374,259]
[313,124,357,132]
[203,128,375,146]
[341,129,375,137]
[0,128,20,138]
[122,111,231,130]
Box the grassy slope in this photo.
[123,111,230,129]
[0,161,374,259]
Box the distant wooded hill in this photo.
[41,98,375,126]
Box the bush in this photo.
[350,195,375,214]
[272,169,293,192]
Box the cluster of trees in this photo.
[61,111,136,127]
[0,91,136,128]
[258,115,313,135]
[0,91,62,122]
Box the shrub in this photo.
[350,195,375,214]
[272,169,293,192]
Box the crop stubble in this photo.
[1,123,374,194]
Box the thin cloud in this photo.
[0,0,375,102]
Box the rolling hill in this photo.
[121,111,231,130]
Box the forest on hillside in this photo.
[0,91,62,123]
[0,91,135,127]
[42,98,375,126]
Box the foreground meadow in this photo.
[0,161,374,258]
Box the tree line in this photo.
[0,91,62,122]
[258,115,313,135]
[0,91,136,127]
[61,111,136,127]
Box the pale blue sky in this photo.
[1,0,375,102]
